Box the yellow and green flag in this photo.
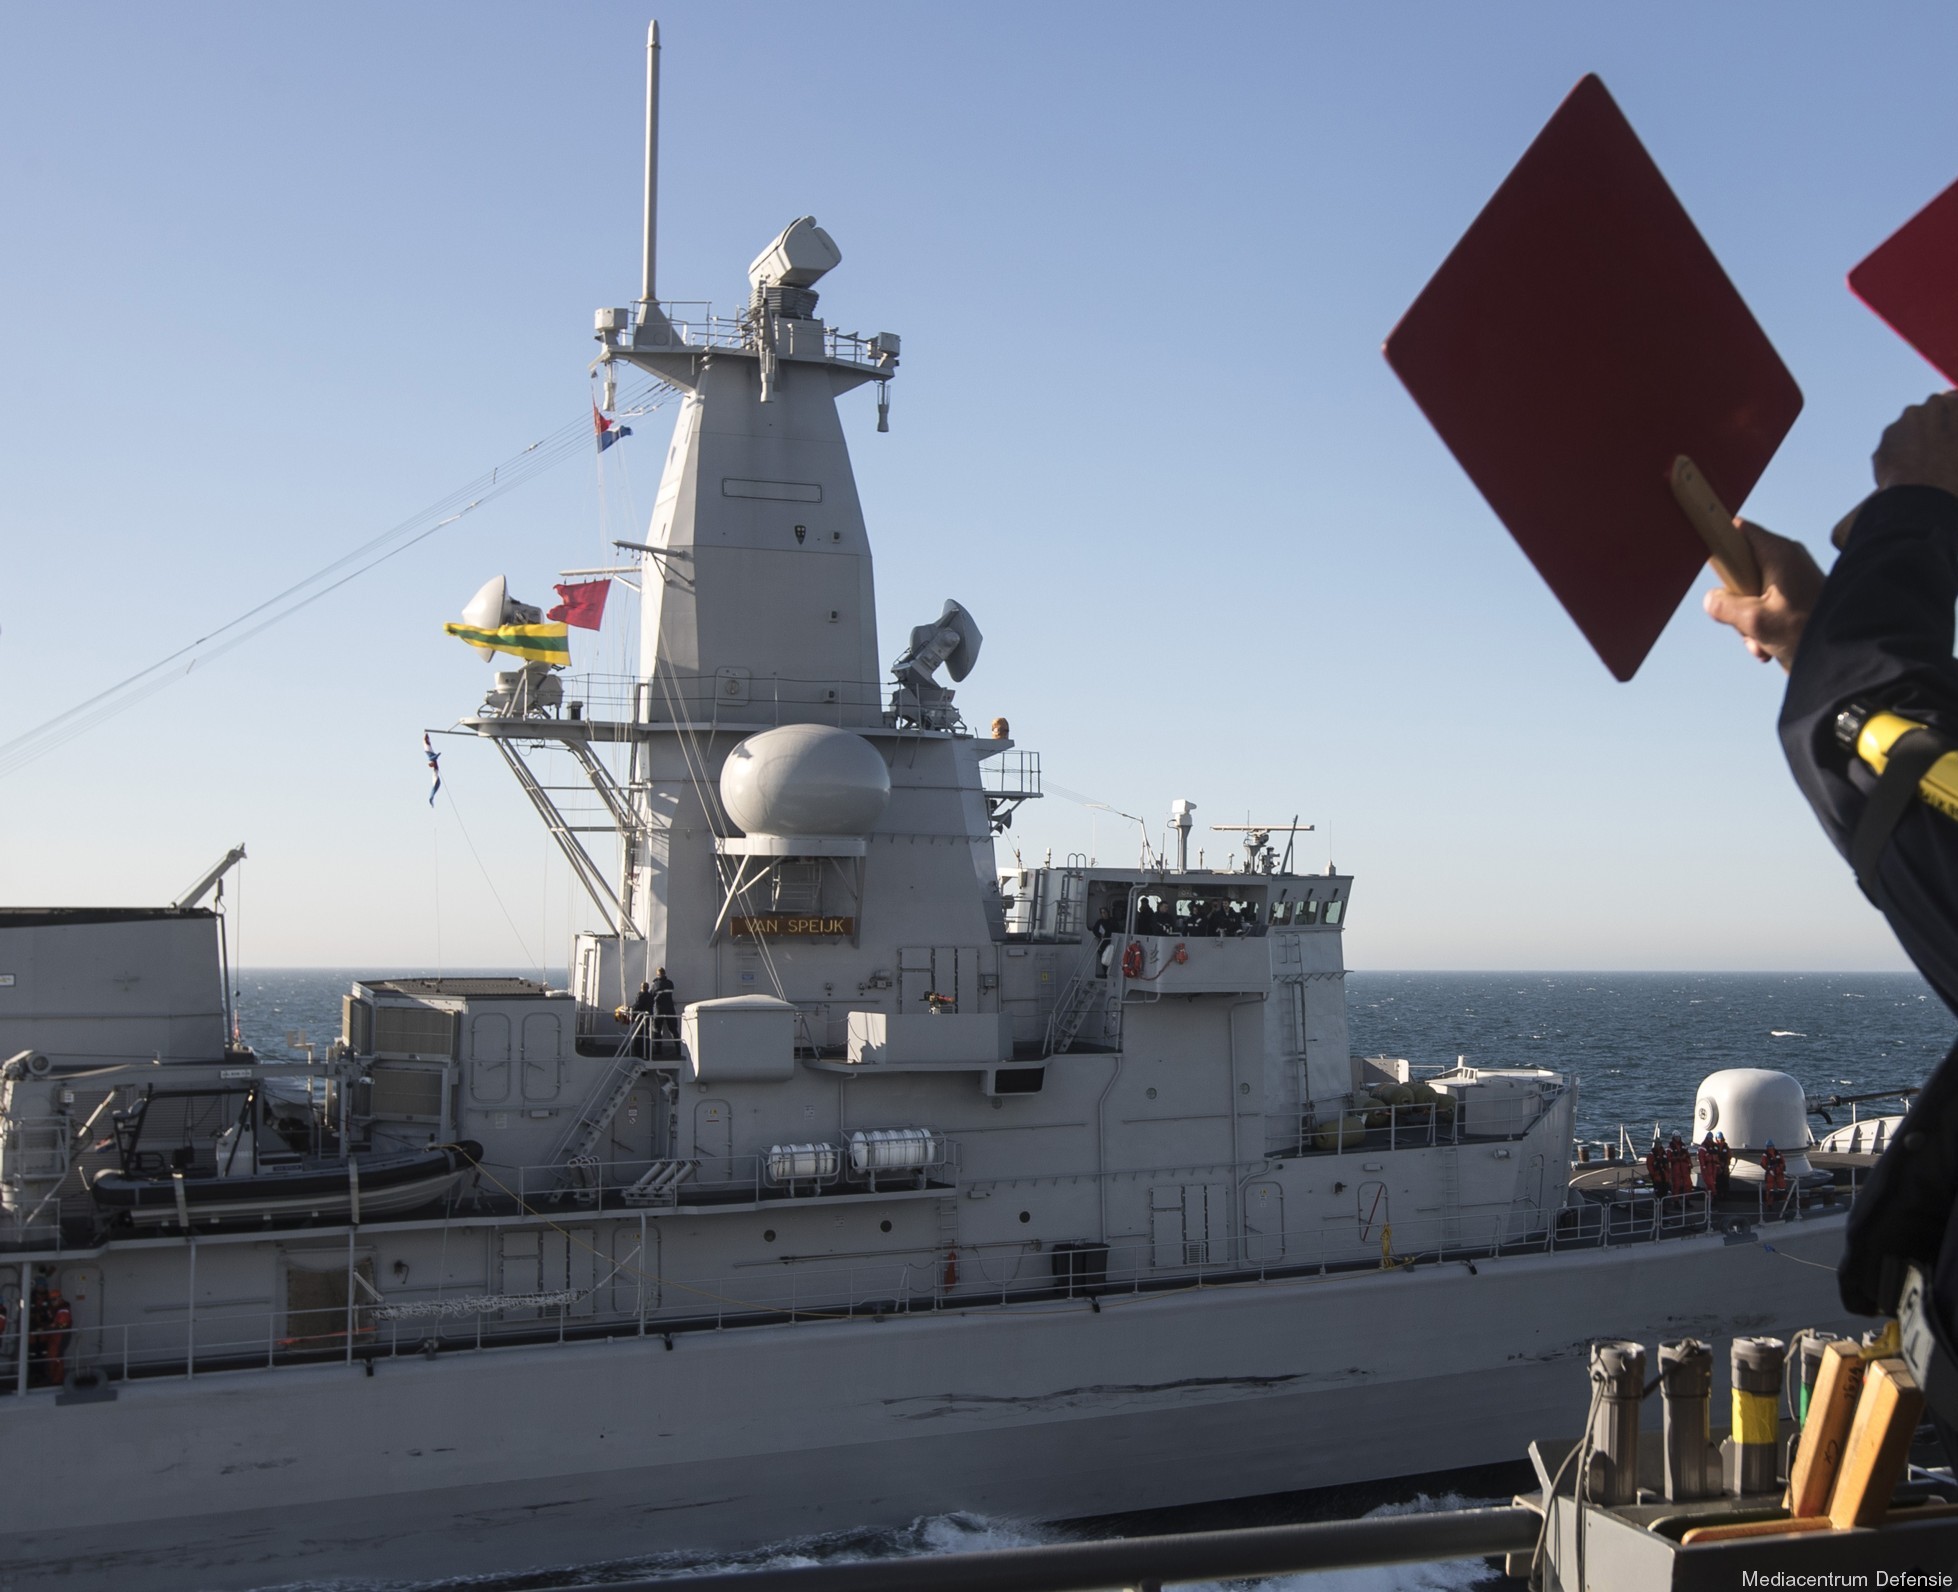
[442,621,571,666]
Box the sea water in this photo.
[240,969,1951,1590]
[274,1496,1509,1591]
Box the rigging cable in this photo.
[439,785,544,975]
[0,379,678,783]
[429,797,444,983]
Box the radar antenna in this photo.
[1209,819,1313,875]
[889,600,982,729]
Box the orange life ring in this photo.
[1171,943,1189,964]
[1120,941,1144,978]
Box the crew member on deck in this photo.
[1703,393,1958,1371]
[1713,1132,1733,1196]
[1763,1141,1788,1202]
[1668,1135,1693,1198]
[42,1286,70,1389]
[1646,1137,1667,1191]
[650,966,678,1057]
[26,1276,45,1387]
[630,981,658,1058]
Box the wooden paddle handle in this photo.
[1669,455,1762,595]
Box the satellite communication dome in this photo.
[721,725,890,838]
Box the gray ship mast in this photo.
[468,21,970,1023]
[605,21,894,725]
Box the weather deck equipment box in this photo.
[686,995,798,1083]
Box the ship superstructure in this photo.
[0,24,1855,1592]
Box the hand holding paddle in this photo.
[1668,455,1762,594]
[1698,517,1822,669]
[1696,392,1958,667]
[1672,454,1820,670]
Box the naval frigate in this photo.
[0,22,1856,1591]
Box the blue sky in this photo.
[3,2,1956,971]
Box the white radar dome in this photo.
[1692,1068,1813,1178]
[721,725,890,838]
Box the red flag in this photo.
[547,579,609,631]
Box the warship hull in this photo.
[0,1215,1850,1591]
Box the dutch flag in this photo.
[594,403,633,454]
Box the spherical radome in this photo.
[720,725,891,837]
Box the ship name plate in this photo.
[731,915,853,938]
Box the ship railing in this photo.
[602,301,897,370]
[479,672,926,734]
[1299,1080,1573,1156]
[981,748,1041,799]
[0,1116,73,1239]
[1580,1135,1831,1227]
[475,668,1009,741]
[5,1203,1630,1387]
[502,1141,960,1209]
[1759,1180,1803,1224]
[1297,1099,1466,1153]
[14,1172,1852,1392]
[603,301,749,352]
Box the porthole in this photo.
[762,1229,776,1243]
[1019,1210,1031,1224]
[879,1219,892,1233]
[1146,1087,1158,1100]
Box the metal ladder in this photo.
[1437,1126,1463,1251]
[551,1045,657,1197]
[3,1117,72,1235]
[620,1158,695,1207]
[1045,973,1101,1054]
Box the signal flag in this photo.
[548,580,609,630]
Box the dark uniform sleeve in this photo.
[1778,484,1958,1315]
